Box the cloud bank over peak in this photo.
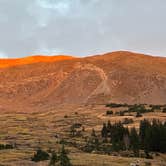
[0,0,166,58]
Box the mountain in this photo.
[0,51,166,112]
[0,55,74,68]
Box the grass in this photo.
[0,104,165,165]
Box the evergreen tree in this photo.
[107,120,112,137]
[130,127,140,156]
[59,145,71,166]
[160,123,166,153]
[151,119,160,151]
[101,123,107,138]
[49,151,58,166]
[91,128,96,137]
[70,125,76,137]
[139,119,150,148]
[110,122,126,151]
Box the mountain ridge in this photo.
[0,51,166,112]
[0,55,75,68]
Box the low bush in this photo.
[31,149,49,162]
[162,107,166,113]
[136,112,143,117]
[106,110,113,115]
[106,103,128,108]
[0,144,13,150]
[122,118,134,124]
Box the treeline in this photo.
[101,119,166,157]
[106,103,166,113]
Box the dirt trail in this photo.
[75,63,110,102]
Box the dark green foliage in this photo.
[130,128,140,156]
[59,139,67,145]
[100,118,166,155]
[91,128,96,137]
[107,120,112,137]
[115,110,128,116]
[31,149,49,162]
[101,122,129,151]
[49,151,58,166]
[105,103,128,108]
[128,104,149,113]
[83,128,101,152]
[70,123,83,137]
[162,107,166,113]
[64,115,68,118]
[106,110,113,115]
[101,123,107,138]
[122,118,134,125]
[136,111,142,117]
[139,119,166,153]
[150,105,161,110]
[84,136,100,152]
[59,145,71,166]
[119,111,125,116]
[72,123,82,128]
[0,144,13,150]
[70,125,76,137]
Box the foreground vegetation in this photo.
[0,103,165,165]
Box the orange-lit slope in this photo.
[0,55,75,68]
[1,51,166,112]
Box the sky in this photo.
[0,0,166,58]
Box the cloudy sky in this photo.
[0,0,166,58]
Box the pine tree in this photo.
[160,123,166,153]
[101,123,107,138]
[107,120,112,137]
[151,119,160,151]
[49,151,58,166]
[91,128,96,137]
[130,127,140,157]
[139,119,150,148]
[59,145,71,166]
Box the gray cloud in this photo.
[0,0,166,58]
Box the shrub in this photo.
[31,149,49,162]
[128,104,152,113]
[122,118,134,124]
[105,103,128,108]
[150,105,161,110]
[64,115,68,118]
[49,151,58,166]
[162,107,166,113]
[119,111,125,116]
[0,144,13,150]
[72,123,82,128]
[136,112,143,117]
[106,110,113,115]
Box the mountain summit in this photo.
[0,51,166,112]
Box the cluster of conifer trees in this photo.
[101,119,166,156]
[32,145,71,166]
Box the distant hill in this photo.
[0,51,166,112]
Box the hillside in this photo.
[0,51,166,112]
